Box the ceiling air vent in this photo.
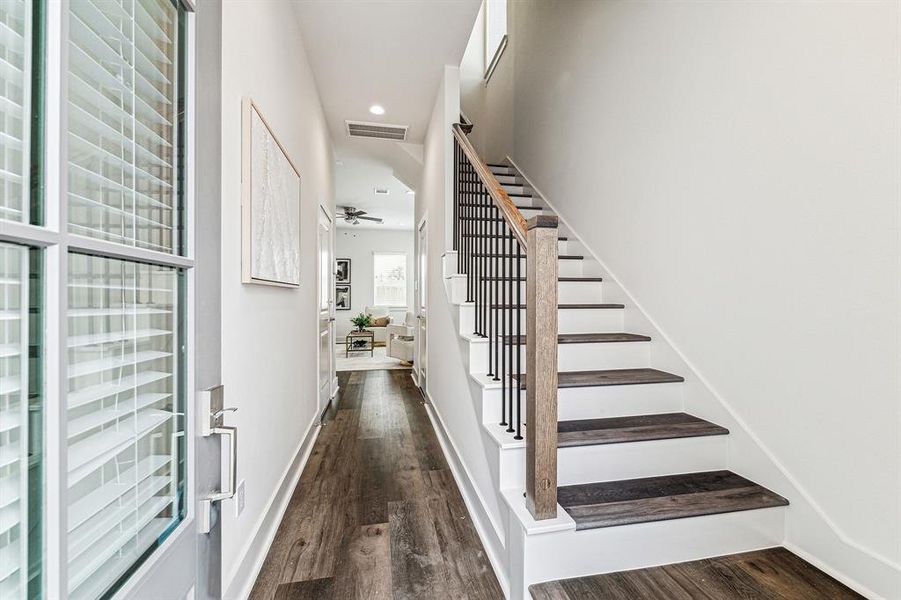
[346,120,408,141]
[374,188,389,195]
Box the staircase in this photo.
[442,128,791,599]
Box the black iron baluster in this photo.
[481,187,490,338]
[506,226,515,434]
[499,210,507,427]
[515,237,523,440]
[453,142,458,253]
[493,205,500,382]
[487,203,496,377]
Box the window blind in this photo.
[0,244,28,599]
[66,253,180,599]
[67,0,178,253]
[373,253,407,307]
[65,0,183,597]
[0,0,32,224]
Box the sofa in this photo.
[363,305,394,345]
[387,311,416,362]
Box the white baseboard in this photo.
[223,417,322,600]
[423,393,511,598]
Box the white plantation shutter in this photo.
[0,244,29,599]
[66,254,179,599]
[0,0,32,224]
[64,1,184,598]
[373,253,407,307]
[67,0,178,253]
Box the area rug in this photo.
[335,345,412,372]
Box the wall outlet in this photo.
[235,479,246,518]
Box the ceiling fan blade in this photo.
[352,210,367,217]
[357,216,383,223]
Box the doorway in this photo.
[318,206,337,413]
[416,216,428,390]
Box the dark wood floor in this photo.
[529,547,864,600]
[249,369,504,600]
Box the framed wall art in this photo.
[242,97,302,287]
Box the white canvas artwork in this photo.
[242,98,301,286]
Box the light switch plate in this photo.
[236,479,246,517]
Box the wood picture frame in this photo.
[242,97,302,287]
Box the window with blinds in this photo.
[0,243,40,600]
[67,0,179,253]
[0,0,33,224]
[64,0,186,597]
[66,253,182,599]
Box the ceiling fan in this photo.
[338,206,383,225]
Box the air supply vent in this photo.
[346,120,408,141]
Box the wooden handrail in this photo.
[451,123,528,248]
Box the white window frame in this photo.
[0,2,198,598]
[484,0,508,82]
[372,251,408,309]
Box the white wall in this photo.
[335,227,414,337]
[459,1,514,162]
[220,1,334,595]
[475,0,899,595]
[416,65,511,591]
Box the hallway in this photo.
[249,370,504,599]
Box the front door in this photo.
[417,217,428,390]
[318,206,336,412]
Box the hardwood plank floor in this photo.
[249,369,504,600]
[529,547,865,600]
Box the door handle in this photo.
[207,425,237,503]
[199,385,239,533]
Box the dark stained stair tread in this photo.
[464,234,568,240]
[482,276,603,282]
[458,203,540,210]
[557,413,728,448]
[558,470,789,530]
[514,368,683,389]
[506,333,649,344]
[529,547,862,600]
[491,303,625,310]
[471,253,584,260]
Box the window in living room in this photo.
[373,252,407,307]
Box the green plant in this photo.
[350,312,372,331]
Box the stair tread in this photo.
[470,253,582,259]
[514,368,682,389]
[491,303,625,310]
[482,276,602,282]
[506,333,649,344]
[458,203,540,210]
[558,470,788,530]
[463,234,567,240]
[558,412,728,448]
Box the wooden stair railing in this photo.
[451,123,559,520]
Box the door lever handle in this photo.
[212,407,237,419]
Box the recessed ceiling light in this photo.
[369,104,385,115]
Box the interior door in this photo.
[417,217,428,390]
[318,207,336,412]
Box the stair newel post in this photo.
[453,141,459,255]
[526,215,559,520]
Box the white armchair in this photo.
[363,305,394,345]
[387,311,416,362]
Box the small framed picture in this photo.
[336,258,351,284]
[335,285,351,310]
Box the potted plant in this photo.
[350,313,372,332]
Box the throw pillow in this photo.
[370,316,390,327]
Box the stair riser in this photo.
[497,436,728,489]
[448,277,602,306]
[511,508,786,600]
[468,341,649,375]
[478,382,682,425]
[459,305,624,335]
[494,174,522,185]
[502,184,530,195]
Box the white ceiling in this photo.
[292,0,480,145]
[292,0,480,230]
[334,152,414,230]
